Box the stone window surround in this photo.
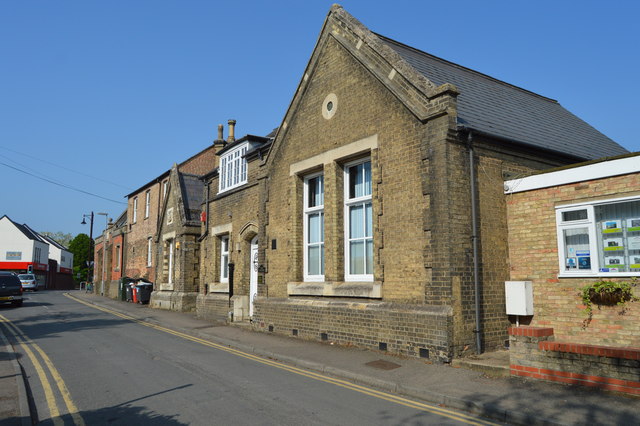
[220,235,230,284]
[208,223,232,293]
[146,237,153,267]
[132,197,138,224]
[303,172,325,282]
[115,244,121,270]
[144,190,151,219]
[288,134,381,298]
[161,231,176,287]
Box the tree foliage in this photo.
[68,233,92,283]
[39,231,74,248]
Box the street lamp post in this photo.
[81,211,108,294]
[81,212,95,291]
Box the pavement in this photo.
[3,291,640,426]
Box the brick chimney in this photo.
[213,123,225,149]
[227,119,236,143]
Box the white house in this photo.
[41,234,73,274]
[0,215,50,286]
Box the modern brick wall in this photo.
[506,173,640,347]
[509,326,640,396]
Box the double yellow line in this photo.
[0,315,85,426]
[65,293,498,426]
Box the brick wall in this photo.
[196,147,264,323]
[506,173,640,347]
[124,144,216,283]
[509,326,640,396]
[195,293,230,323]
[150,168,201,312]
[265,36,430,300]
[125,180,164,282]
[178,145,216,176]
[253,299,453,362]
[256,22,576,359]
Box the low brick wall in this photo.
[195,294,231,323]
[509,326,640,396]
[252,298,453,362]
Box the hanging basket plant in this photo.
[580,278,637,326]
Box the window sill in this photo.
[558,272,640,278]
[213,182,258,200]
[287,281,381,298]
[209,282,230,293]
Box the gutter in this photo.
[456,125,589,164]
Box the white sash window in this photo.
[345,160,373,281]
[304,173,324,281]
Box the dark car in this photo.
[0,272,24,307]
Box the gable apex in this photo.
[265,5,454,164]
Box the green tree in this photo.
[40,231,74,247]
[68,233,92,284]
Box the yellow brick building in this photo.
[187,6,628,362]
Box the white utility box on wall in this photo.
[505,281,534,315]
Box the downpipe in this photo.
[468,131,482,354]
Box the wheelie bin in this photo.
[119,277,132,301]
[136,283,153,304]
[125,283,134,302]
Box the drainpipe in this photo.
[228,262,235,312]
[468,130,482,354]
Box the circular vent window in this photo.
[322,93,338,120]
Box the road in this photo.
[0,291,499,425]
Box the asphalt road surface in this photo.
[0,291,499,425]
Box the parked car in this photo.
[18,273,38,291]
[0,272,24,307]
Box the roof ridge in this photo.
[375,33,559,104]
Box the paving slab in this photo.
[0,320,31,426]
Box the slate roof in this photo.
[19,223,46,243]
[178,173,204,225]
[40,235,67,251]
[0,216,48,244]
[114,209,127,228]
[378,35,628,160]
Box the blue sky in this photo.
[1,1,639,240]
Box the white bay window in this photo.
[219,143,248,193]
